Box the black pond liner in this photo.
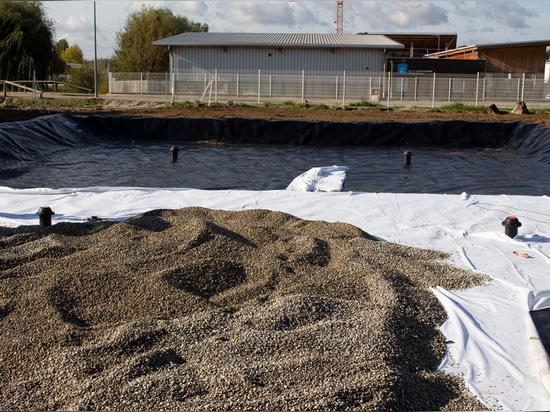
[530,308,550,357]
[0,114,549,193]
[2,114,549,158]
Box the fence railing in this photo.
[109,70,550,106]
[1,80,92,97]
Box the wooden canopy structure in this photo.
[376,33,458,57]
[426,40,550,74]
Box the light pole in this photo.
[93,1,98,97]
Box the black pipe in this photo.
[404,150,412,166]
[502,215,522,238]
[36,206,55,227]
[170,146,179,163]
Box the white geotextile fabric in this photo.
[286,165,349,192]
[1,182,549,411]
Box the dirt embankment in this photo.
[1,97,549,124]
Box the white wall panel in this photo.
[172,47,385,74]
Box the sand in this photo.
[0,207,488,410]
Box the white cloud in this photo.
[353,1,449,31]
[453,1,538,30]
[389,2,449,28]
[174,1,209,15]
[206,1,329,32]
[492,3,538,29]
[64,15,90,31]
[129,1,168,11]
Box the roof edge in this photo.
[153,32,404,49]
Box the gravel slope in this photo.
[0,207,488,410]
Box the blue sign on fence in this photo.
[397,64,409,74]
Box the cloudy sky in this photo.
[43,0,550,60]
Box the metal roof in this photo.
[154,32,404,49]
[426,39,550,58]
[475,39,550,49]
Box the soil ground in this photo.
[1,96,550,125]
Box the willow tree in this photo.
[0,1,55,80]
[115,5,208,72]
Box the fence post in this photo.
[269,74,272,98]
[414,77,418,101]
[170,72,175,104]
[369,77,372,102]
[214,69,218,103]
[431,72,436,108]
[32,71,37,106]
[521,73,526,101]
[475,72,480,106]
[386,68,391,107]
[400,77,404,101]
[140,72,143,95]
[448,78,452,102]
[301,70,305,103]
[335,75,339,102]
[517,78,521,102]
[258,69,261,104]
[165,72,168,103]
[342,71,346,105]
[237,73,240,98]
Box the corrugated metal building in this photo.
[153,33,404,73]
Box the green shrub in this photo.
[349,100,380,107]
[438,102,484,112]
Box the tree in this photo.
[50,39,68,78]
[55,38,69,56]
[52,39,71,76]
[115,6,208,72]
[0,1,55,80]
[61,45,84,64]
[67,63,95,91]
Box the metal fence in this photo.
[108,70,550,106]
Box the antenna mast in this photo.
[335,1,344,34]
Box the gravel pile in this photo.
[0,207,487,410]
